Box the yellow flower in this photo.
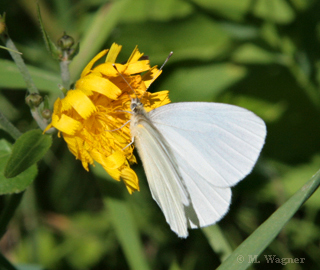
[44,43,170,194]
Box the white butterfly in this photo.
[129,97,266,238]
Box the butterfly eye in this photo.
[131,103,137,112]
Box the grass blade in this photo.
[217,169,320,270]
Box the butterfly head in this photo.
[130,98,144,113]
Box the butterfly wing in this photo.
[130,113,190,237]
[149,102,266,228]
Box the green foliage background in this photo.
[1,0,320,269]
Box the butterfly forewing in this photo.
[130,108,190,237]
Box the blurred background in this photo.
[1,0,320,269]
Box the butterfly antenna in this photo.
[141,51,173,99]
[112,64,137,100]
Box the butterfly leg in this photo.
[105,120,131,132]
[122,136,134,150]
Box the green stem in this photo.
[0,251,18,270]
[0,111,21,140]
[30,109,49,131]
[0,45,21,54]
[60,57,71,90]
[0,192,24,240]
[1,33,50,130]
[0,34,38,94]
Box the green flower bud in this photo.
[58,33,74,50]
[41,109,52,119]
[25,93,43,108]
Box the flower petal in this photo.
[127,45,143,64]
[81,49,108,78]
[92,149,125,170]
[76,73,121,100]
[121,167,139,194]
[105,43,122,63]
[51,114,82,135]
[142,67,162,88]
[63,90,96,119]
[125,60,150,75]
[93,63,126,77]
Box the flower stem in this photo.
[1,32,52,130]
[30,109,49,131]
[1,35,38,94]
[60,57,71,91]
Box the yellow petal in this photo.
[43,123,53,133]
[93,63,126,77]
[105,168,121,181]
[142,67,162,88]
[127,45,143,64]
[63,90,96,119]
[63,135,82,158]
[121,167,139,194]
[125,60,150,75]
[105,43,122,63]
[51,114,82,135]
[105,150,126,169]
[81,50,108,78]
[76,73,121,100]
[92,149,125,170]
[91,150,126,181]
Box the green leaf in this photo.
[0,140,37,194]
[119,0,193,22]
[253,0,295,24]
[158,63,247,102]
[114,14,232,64]
[37,3,61,60]
[106,198,151,270]
[231,44,284,64]
[217,169,320,270]
[4,130,52,178]
[0,45,22,54]
[190,0,252,21]
[261,156,320,208]
[0,60,60,93]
